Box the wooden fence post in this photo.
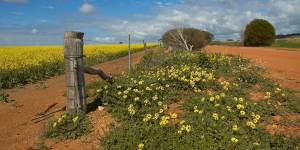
[64,31,86,113]
[128,34,131,72]
[143,40,147,50]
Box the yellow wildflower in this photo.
[231,137,239,143]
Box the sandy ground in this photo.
[0,51,145,150]
[205,45,300,93]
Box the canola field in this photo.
[0,43,157,88]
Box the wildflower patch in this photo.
[96,49,300,149]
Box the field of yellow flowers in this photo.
[0,43,157,88]
[44,49,300,149]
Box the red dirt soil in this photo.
[206,46,300,93]
[0,51,145,150]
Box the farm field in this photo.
[211,36,300,48]
[0,43,157,89]
[272,36,300,48]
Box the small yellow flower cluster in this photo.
[152,95,158,101]
[264,92,271,99]
[193,106,203,114]
[177,121,192,134]
[134,97,140,102]
[72,116,79,123]
[53,114,68,127]
[246,121,256,129]
[137,143,144,150]
[128,104,136,115]
[212,113,219,120]
[274,87,286,97]
[166,65,215,88]
[232,124,239,131]
[208,93,226,103]
[226,106,233,112]
[253,142,260,146]
[220,80,230,91]
[236,104,244,110]
[169,112,178,119]
[206,53,231,65]
[143,114,152,122]
[231,137,239,143]
[245,112,261,129]
[143,99,150,106]
[275,87,281,93]
[159,116,170,126]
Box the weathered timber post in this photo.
[158,39,162,48]
[128,34,131,72]
[143,40,147,50]
[64,31,87,113]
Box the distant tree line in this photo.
[276,33,300,39]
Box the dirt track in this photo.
[206,45,300,93]
[0,51,145,150]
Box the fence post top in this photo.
[64,31,84,39]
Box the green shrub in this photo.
[243,19,276,46]
[162,28,213,50]
[0,90,9,103]
[44,112,91,139]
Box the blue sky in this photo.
[0,0,300,45]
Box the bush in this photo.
[243,19,276,46]
[162,28,213,50]
[0,90,9,103]
[44,112,91,139]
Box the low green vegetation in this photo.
[43,112,91,139]
[210,40,242,46]
[272,37,300,48]
[92,49,300,149]
[211,37,300,48]
[0,90,9,103]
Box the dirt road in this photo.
[206,45,300,93]
[0,51,145,150]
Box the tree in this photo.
[243,19,276,46]
[162,27,213,50]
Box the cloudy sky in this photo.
[0,0,300,45]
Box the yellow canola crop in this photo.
[0,43,158,88]
[0,43,157,71]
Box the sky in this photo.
[0,0,300,45]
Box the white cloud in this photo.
[3,0,27,4]
[31,28,38,34]
[79,3,95,14]
[1,0,300,45]
[95,37,115,43]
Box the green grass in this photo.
[0,90,9,103]
[211,36,300,48]
[90,49,300,149]
[210,40,242,46]
[43,112,91,139]
[272,37,300,48]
